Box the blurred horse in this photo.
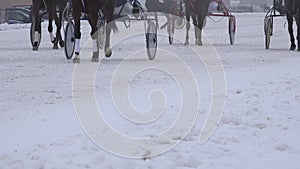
[183,0,210,45]
[32,0,67,50]
[72,0,116,63]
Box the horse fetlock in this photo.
[91,52,99,62]
[290,43,296,50]
[197,39,203,46]
[184,39,190,45]
[105,48,112,58]
[59,40,65,48]
[52,37,58,44]
[73,54,80,63]
[49,32,55,42]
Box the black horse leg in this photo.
[191,15,200,45]
[287,13,296,50]
[196,14,206,46]
[32,0,42,50]
[48,6,58,49]
[57,1,66,48]
[296,14,300,51]
[72,0,82,63]
[88,14,100,62]
[185,12,191,45]
[103,4,115,58]
[54,10,64,48]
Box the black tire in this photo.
[146,20,157,60]
[265,18,272,50]
[64,20,75,59]
[229,17,236,45]
[30,17,41,48]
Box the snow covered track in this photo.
[0,13,300,169]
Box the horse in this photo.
[285,0,300,51]
[183,0,210,45]
[32,0,67,50]
[72,0,116,63]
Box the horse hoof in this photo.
[105,49,112,58]
[52,38,58,44]
[91,52,99,62]
[59,41,65,48]
[197,42,203,46]
[195,39,202,46]
[290,44,296,50]
[32,46,38,51]
[53,44,59,49]
[73,55,80,63]
[184,41,189,45]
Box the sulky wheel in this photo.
[64,20,75,59]
[30,17,41,49]
[168,15,175,45]
[265,17,273,50]
[229,17,236,45]
[174,16,185,29]
[146,20,157,60]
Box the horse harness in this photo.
[80,0,111,14]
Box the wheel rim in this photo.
[265,18,272,49]
[174,16,185,29]
[146,20,157,60]
[229,17,235,45]
[64,21,75,59]
[30,17,41,47]
[168,16,174,44]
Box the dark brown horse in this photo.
[285,0,300,51]
[184,0,210,45]
[72,0,116,63]
[32,0,67,50]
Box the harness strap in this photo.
[81,0,86,13]
[42,0,48,10]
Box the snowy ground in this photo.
[1,13,300,169]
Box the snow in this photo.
[1,13,300,169]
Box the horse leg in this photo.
[296,14,300,51]
[103,4,115,58]
[48,6,58,49]
[104,20,113,58]
[88,14,100,62]
[56,1,66,48]
[196,14,206,46]
[185,14,191,45]
[72,0,82,63]
[32,0,42,50]
[287,13,296,50]
[54,10,64,48]
[192,15,201,45]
